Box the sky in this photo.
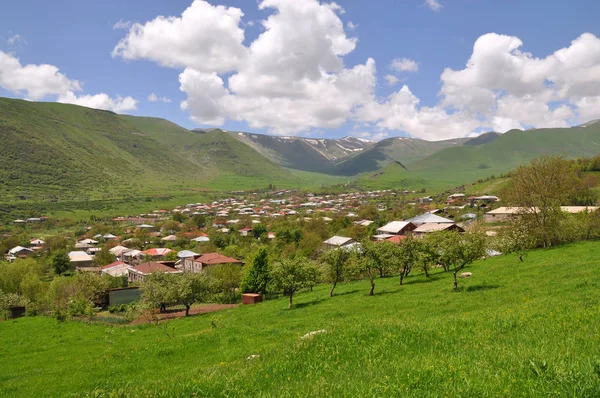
[1,0,600,141]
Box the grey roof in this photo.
[177,250,200,258]
[323,236,354,246]
[405,213,454,225]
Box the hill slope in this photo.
[0,98,297,201]
[2,241,600,396]
[229,131,373,173]
[332,136,468,176]
[359,125,600,191]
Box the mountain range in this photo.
[1,96,600,201]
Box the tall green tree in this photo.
[270,257,320,308]
[175,273,211,316]
[357,240,385,296]
[51,250,71,276]
[240,248,270,295]
[435,231,486,290]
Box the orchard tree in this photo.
[497,221,536,262]
[205,263,243,303]
[141,272,178,313]
[320,246,352,297]
[435,231,486,290]
[241,248,270,295]
[357,239,385,296]
[175,273,211,316]
[270,257,320,308]
[396,237,422,285]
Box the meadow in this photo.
[1,241,600,397]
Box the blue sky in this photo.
[1,0,600,140]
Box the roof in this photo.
[177,250,200,258]
[161,235,177,241]
[323,236,354,246]
[109,245,130,256]
[139,248,173,256]
[196,253,242,265]
[405,213,454,225]
[8,246,32,254]
[386,235,407,244]
[377,221,414,234]
[487,206,599,215]
[68,251,93,262]
[129,262,181,275]
[191,236,210,242]
[413,223,463,233]
[101,261,127,270]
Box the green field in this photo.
[2,241,600,396]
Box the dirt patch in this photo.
[132,304,237,324]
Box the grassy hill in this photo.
[333,136,468,176]
[2,241,600,396]
[357,125,600,192]
[0,98,306,203]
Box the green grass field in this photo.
[2,241,600,396]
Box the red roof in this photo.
[386,235,407,244]
[196,253,242,265]
[139,248,173,256]
[130,262,180,275]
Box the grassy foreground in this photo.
[2,242,600,397]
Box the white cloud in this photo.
[148,93,172,103]
[384,74,400,86]
[347,21,358,30]
[390,58,419,72]
[0,51,136,112]
[58,92,137,113]
[112,1,600,140]
[113,20,131,30]
[112,0,247,73]
[7,34,26,46]
[425,0,443,12]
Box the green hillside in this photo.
[358,125,600,192]
[333,136,468,176]
[0,98,300,202]
[2,241,600,396]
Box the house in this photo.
[122,250,142,265]
[484,206,599,223]
[6,246,34,261]
[103,233,118,240]
[75,238,98,249]
[405,213,455,226]
[469,195,500,207]
[354,219,374,227]
[239,227,252,237]
[101,261,130,277]
[323,236,355,247]
[376,221,416,236]
[191,236,210,243]
[68,251,94,268]
[386,235,407,244]
[109,245,131,258]
[128,262,182,283]
[29,238,45,247]
[182,253,242,273]
[161,235,177,242]
[413,223,464,235]
[139,247,173,259]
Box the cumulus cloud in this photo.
[384,74,400,86]
[148,93,172,103]
[425,0,443,12]
[391,58,419,72]
[347,21,358,30]
[112,1,600,140]
[112,0,246,73]
[0,51,136,112]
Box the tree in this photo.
[497,221,536,262]
[270,257,320,308]
[93,247,116,267]
[240,248,270,294]
[357,239,384,296]
[175,273,211,316]
[320,246,352,297]
[51,250,71,275]
[435,231,486,290]
[205,264,243,303]
[504,156,582,248]
[417,234,440,278]
[252,224,267,239]
[141,272,178,313]
[396,237,421,285]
